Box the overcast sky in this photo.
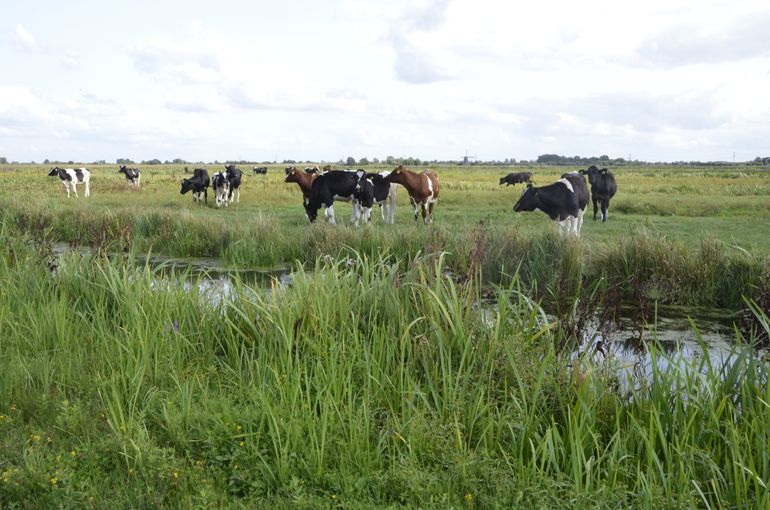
[1,0,769,163]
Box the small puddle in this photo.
[52,242,292,306]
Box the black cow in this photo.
[118,165,141,188]
[579,165,617,222]
[180,168,210,204]
[499,172,532,186]
[224,165,242,204]
[513,177,585,236]
[252,166,268,175]
[305,170,367,225]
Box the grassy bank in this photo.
[1,197,768,314]
[1,225,769,508]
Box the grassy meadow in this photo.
[1,162,770,508]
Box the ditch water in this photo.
[52,243,765,385]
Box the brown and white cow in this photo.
[384,165,439,223]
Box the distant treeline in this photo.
[3,155,769,167]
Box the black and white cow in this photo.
[366,172,398,224]
[212,172,230,207]
[224,165,242,204]
[180,168,210,204]
[559,171,589,233]
[118,165,141,188]
[304,170,367,225]
[499,172,532,186]
[579,165,617,222]
[352,173,375,226]
[48,166,91,198]
[513,177,585,236]
[252,166,268,175]
[304,166,320,174]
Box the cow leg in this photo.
[601,199,609,222]
[351,202,360,227]
[326,205,336,225]
[72,184,78,198]
[410,197,419,222]
[577,207,585,234]
[592,197,599,221]
[428,202,435,223]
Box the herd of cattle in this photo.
[46,163,617,235]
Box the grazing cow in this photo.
[212,172,230,207]
[284,166,319,205]
[252,166,268,175]
[559,171,589,233]
[366,172,398,224]
[224,165,242,204]
[118,165,141,188]
[352,173,375,226]
[499,172,532,186]
[304,165,320,174]
[48,166,91,198]
[513,178,584,236]
[579,165,618,222]
[180,168,210,204]
[304,170,367,225]
[384,165,439,224]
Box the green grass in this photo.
[0,224,768,508]
[1,164,769,507]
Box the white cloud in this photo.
[13,25,39,52]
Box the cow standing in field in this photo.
[118,165,141,189]
[224,165,242,204]
[252,166,268,175]
[513,177,585,236]
[384,165,439,224]
[579,165,617,222]
[180,168,210,204]
[304,170,367,225]
[212,172,230,207]
[366,172,398,224]
[499,172,532,186]
[304,166,320,174]
[48,166,91,198]
[559,171,589,233]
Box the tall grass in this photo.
[0,223,768,507]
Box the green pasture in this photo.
[1,163,769,253]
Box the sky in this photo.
[1,0,769,163]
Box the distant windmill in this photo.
[461,149,478,165]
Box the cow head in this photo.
[48,166,62,176]
[180,178,193,194]
[385,165,406,184]
[355,169,366,191]
[513,183,538,212]
[579,165,602,184]
[284,167,298,182]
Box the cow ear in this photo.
[579,169,587,175]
